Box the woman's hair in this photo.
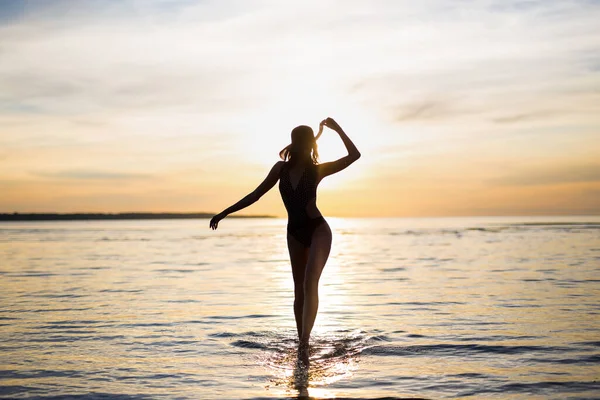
[279,125,319,164]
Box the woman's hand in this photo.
[209,213,225,230]
[321,117,343,134]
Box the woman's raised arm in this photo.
[318,118,361,179]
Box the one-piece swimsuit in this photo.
[278,162,326,247]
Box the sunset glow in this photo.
[1,1,599,216]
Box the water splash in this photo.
[226,329,383,397]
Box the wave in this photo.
[458,380,600,397]
[378,222,600,238]
[360,343,575,357]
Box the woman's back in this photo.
[278,162,320,224]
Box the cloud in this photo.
[0,2,281,117]
[492,112,554,124]
[31,169,153,181]
[491,163,600,186]
[2,0,599,123]
[345,1,600,126]
[395,100,450,122]
[393,98,478,122]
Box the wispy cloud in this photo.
[394,98,476,122]
[490,163,600,187]
[491,112,557,124]
[31,169,153,181]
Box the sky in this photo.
[1,0,599,217]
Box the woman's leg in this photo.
[287,233,310,339]
[300,222,332,346]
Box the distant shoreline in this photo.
[0,213,275,221]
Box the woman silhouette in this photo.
[209,117,361,366]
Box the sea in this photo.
[1,216,599,400]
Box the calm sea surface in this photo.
[1,217,599,399]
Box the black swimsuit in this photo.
[278,162,326,247]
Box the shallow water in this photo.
[1,217,599,399]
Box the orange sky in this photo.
[0,1,599,217]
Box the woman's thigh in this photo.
[305,222,332,283]
[287,233,309,289]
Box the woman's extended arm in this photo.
[318,117,361,179]
[209,161,284,230]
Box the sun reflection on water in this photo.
[258,330,363,399]
[259,217,371,398]
[3,218,600,398]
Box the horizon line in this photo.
[1,212,599,222]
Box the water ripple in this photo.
[1,217,599,399]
